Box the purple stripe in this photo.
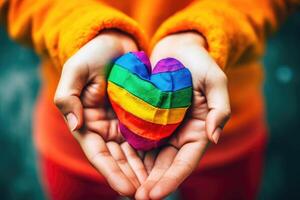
[152,58,185,74]
[132,51,152,73]
[119,123,167,151]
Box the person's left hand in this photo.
[135,32,231,200]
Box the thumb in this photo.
[54,61,88,131]
[54,95,83,131]
[205,68,231,144]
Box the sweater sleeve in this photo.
[151,0,300,69]
[0,0,147,71]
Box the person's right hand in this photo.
[54,30,148,197]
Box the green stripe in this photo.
[108,64,192,109]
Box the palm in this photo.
[55,31,148,197]
[169,90,209,154]
[136,90,209,199]
[55,31,230,199]
[135,32,230,200]
[76,81,147,196]
[73,61,149,197]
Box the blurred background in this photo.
[0,12,299,200]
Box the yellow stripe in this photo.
[107,82,187,125]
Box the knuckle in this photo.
[217,71,228,84]
[115,157,127,165]
[222,108,232,120]
[53,95,68,110]
[89,150,110,163]
[98,34,122,51]
[62,57,84,74]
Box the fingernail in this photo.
[66,113,78,131]
[212,127,222,144]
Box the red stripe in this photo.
[110,97,179,140]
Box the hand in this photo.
[54,30,148,197]
[135,32,231,199]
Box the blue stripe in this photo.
[115,53,150,79]
[150,69,192,91]
[114,53,192,92]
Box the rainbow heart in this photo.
[107,51,192,151]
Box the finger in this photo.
[135,146,177,200]
[86,118,124,142]
[107,141,140,189]
[121,142,148,184]
[84,108,108,120]
[149,142,206,200]
[54,61,88,131]
[205,68,231,144]
[81,76,107,107]
[75,131,136,196]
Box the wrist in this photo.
[91,29,138,56]
[163,31,207,48]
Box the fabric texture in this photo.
[108,65,192,108]
[108,82,188,124]
[0,0,148,70]
[1,0,299,192]
[109,100,179,140]
[107,51,192,150]
[151,0,300,69]
[113,52,192,91]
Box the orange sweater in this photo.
[1,0,299,180]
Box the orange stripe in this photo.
[107,82,188,125]
[110,97,179,140]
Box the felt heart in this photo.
[107,51,192,151]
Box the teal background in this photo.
[0,13,299,199]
